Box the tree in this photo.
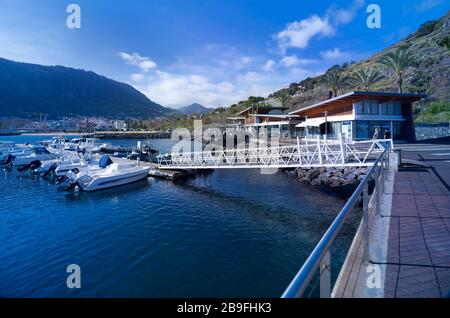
[377,47,415,93]
[323,69,349,97]
[275,90,291,108]
[351,68,383,91]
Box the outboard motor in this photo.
[56,175,68,185]
[64,181,80,192]
[41,163,58,177]
[17,160,42,172]
[55,168,79,184]
[0,154,15,165]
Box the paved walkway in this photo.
[333,143,450,298]
[383,167,450,297]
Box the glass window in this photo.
[371,100,379,115]
[393,122,402,139]
[380,102,387,115]
[394,101,401,115]
[355,121,369,139]
[363,100,371,115]
[387,101,395,115]
[354,102,363,115]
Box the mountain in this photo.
[272,10,450,112]
[0,58,170,119]
[177,103,213,115]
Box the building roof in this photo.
[289,91,427,115]
[247,114,300,119]
[234,104,288,116]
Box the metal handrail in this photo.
[281,147,390,298]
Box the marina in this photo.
[1,133,450,297]
[0,135,352,297]
[1,2,449,304]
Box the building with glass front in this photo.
[289,91,426,142]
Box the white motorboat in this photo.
[64,138,86,151]
[65,156,150,192]
[33,156,84,176]
[0,142,33,162]
[80,138,112,154]
[41,136,70,149]
[12,146,59,166]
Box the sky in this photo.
[0,0,449,109]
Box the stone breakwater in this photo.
[286,166,374,198]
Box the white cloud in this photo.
[320,48,368,64]
[321,48,346,59]
[275,0,365,52]
[119,52,157,72]
[139,71,241,108]
[262,59,276,72]
[279,55,319,68]
[328,0,365,25]
[276,15,335,51]
[130,73,145,82]
[280,55,301,67]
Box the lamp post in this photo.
[324,111,328,143]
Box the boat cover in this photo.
[99,156,113,168]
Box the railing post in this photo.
[317,135,323,165]
[297,137,301,164]
[363,184,369,263]
[376,168,382,214]
[339,134,346,164]
[320,251,331,298]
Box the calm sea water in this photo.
[0,135,356,297]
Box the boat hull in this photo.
[80,168,150,192]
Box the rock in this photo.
[357,174,366,181]
[354,167,367,175]
[310,178,320,186]
[343,171,357,181]
[305,169,320,181]
[318,173,329,185]
[326,167,335,174]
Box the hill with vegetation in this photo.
[0,58,170,119]
[176,103,214,115]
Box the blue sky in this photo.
[0,0,449,108]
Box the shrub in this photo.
[415,101,450,124]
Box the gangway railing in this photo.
[157,138,392,170]
[281,147,390,298]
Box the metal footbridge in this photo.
[157,138,393,170]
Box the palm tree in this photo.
[275,90,291,111]
[377,47,414,93]
[323,70,349,97]
[351,68,383,91]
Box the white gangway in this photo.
[157,137,393,170]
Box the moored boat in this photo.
[65,156,150,192]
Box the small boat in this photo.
[33,157,84,176]
[12,146,59,166]
[64,138,86,151]
[41,136,70,149]
[65,156,150,192]
[0,142,33,162]
[100,145,132,155]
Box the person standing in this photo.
[372,127,380,139]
